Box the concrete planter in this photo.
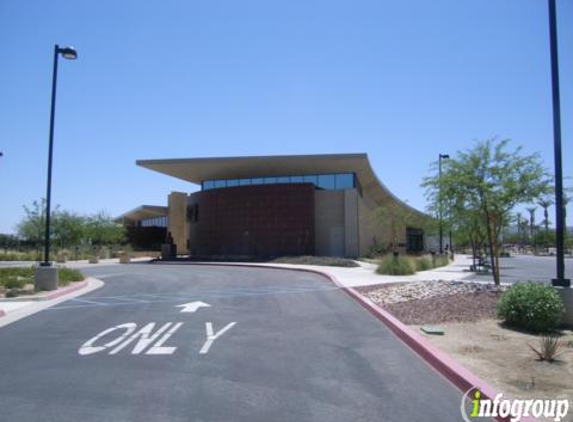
[555,287,573,329]
[35,266,58,291]
[118,251,130,264]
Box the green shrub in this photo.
[415,257,433,271]
[4,277,26,289]
[376,254,415,275]
[0,267,34,288]
[497,283,564,333]
[58,268,84,285]
[433,254,450,268]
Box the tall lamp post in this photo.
[438,153,449,254]
[547,1,570,287]
[36,45,77,290]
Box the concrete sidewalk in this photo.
[175,254,477,288]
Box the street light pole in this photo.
[438,153,449,254]
[547,0,570,287]
[41,44,77,267]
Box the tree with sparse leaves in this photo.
[423,139,550,285]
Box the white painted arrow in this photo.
[176,301,211,313]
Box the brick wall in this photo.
[188,184,315,257]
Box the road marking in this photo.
[78,322,183,355]
[78,323,137,355]
[91,272,126,279]
[199,322,237,354]
[51,285,338,311]
[176,301,211,313]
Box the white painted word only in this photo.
[78,321,237,356]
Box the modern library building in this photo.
[116,153,432,258]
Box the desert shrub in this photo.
[497,282,564,333]
[415,257,433,271]
[528,335,565,362]
[376,254,415,275]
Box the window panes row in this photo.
[202,173,356,191]
[140,216,168,227]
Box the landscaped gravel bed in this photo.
[357,281,509,324]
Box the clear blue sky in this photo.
[1,0,572,234]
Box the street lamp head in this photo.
[439,153,450,159]
[58,46,77,60]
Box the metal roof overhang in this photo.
[114,205,168,223]
[136,153,426,218]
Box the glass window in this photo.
[214,180,226,188]
[227,179,239,187]
[290,175,303,183]
[317,174,335,190]
[251,178,264,185]
[335,173,354,189]
[277,176,290,184]
[238,178,251,186]
[303,175,317,185]
[203,180,214,190]
[264,177,277,184]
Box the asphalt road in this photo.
[0,264,476,422]
[465,254,573,284]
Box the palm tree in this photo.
[537,199,553,231]
[526,207,537,240]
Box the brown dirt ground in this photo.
[418,320,573,422]
[355,285,573,421]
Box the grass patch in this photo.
[0,252,40,261]
[376,254,416,275]
[270,256,359,267]
[415,257,433,271]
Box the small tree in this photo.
[52,210,85,251]
[375,202,426,255]
[16,199,47,259]
[85,211,126,248]
[423,139,550,285]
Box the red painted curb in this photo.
[158,261,541,422]
[42,279,89,300]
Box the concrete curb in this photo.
[41,279,90,300]
[153,261,539,422]
[0,279,89,303]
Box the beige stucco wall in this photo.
[314,189,361,258]
[315,190,345,257]
[167,191,189,255]
[344,190,360,258]
[357,192,422,256]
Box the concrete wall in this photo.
[314,190,345,257]
[314,189,360,258]
[344,190,360,258]
[167,192,189,255]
